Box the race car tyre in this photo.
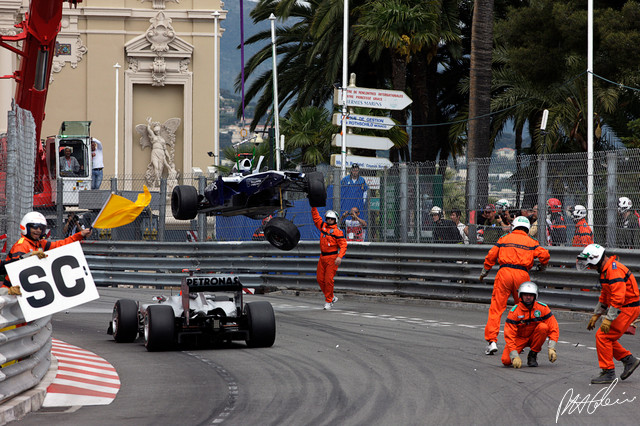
[144,305,175,352]
[305,172,326,207]
[245,301,276,348]
[171,185,199,220]
[112,299,138,343]
[264,217,300,251]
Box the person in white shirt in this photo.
[450,208,469,244]
[340,207,367,241]
[91,137,104,189]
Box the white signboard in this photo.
[332,113,395,130]
[331,154,392,170]
[333,87,412,110]
[332,134,394,150]
[5,242,99,322]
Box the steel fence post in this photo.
[400,163,408,243]
[158,177,166,242]
[468,160,477,244]
[56,177,64,238]
[110,177,119,240]
[198,175,206,241]
[537,155,548,245]
[606,152,617,247]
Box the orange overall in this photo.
[483,230,550,343]
[312,208,347,303]
[3,233,84,287]
[501,300,559,365]
[595,256,640,370]
[572,218,594,247]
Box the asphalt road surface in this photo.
[14,287,640,426]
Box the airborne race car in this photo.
[171,156,326,251]
[108,272,276,351]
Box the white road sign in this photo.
[331,154,392,170]
[6,242,99,322]
[332,113,395,130]
[332,134,394,150]
[333,87,412,110]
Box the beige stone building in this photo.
[1,0,226,188]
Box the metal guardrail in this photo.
[0,291,52,404]
[80,240,631,312]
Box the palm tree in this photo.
[279,106,335,167]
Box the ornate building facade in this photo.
[0,0,226,188]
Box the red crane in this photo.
[0,1,82,208]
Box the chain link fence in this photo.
[2,127,640,249]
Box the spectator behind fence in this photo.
[546,198,567,246]
[527,205,540,239]
[449,208,469,244]
[60,147,80,176]
[340,207,367,242]
[617,197,640,249]
[478,204,503,244]
[340,163,368,221]
[91,137,104,189]
[62,212,82,238]
[429,206,462,243]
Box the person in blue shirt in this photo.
[340,164,369,225]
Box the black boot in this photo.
[527,350,538,367]
[591,369,616,384]
[621,355,640,380]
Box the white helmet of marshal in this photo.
[576,243,605,271]
[20,211,47,237]
[572,205,587,220]
[325,210,339,221]
[495,199,510,212]
[511,216,531,231]
[430,205,443,215]
[518,281,539,306]
[618,197,632,214]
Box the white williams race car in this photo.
[107,272,276,351]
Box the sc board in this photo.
[5,242,99,322]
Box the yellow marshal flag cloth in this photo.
[92,185,152,229]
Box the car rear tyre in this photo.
[264,217,300,251]
[144,305,175,351]
[245,301,276,348]
[305,172,326,207]
[112,299,138,343]
[171,185,199,220]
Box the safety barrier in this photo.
[0,292,51,404]
[80,240,633,312]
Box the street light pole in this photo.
[341,0,349,178]
[212,11,221,167]
[268,13,281,171]
[114,63,121,179]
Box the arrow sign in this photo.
[332,113,395,130]
[331,154,392,170]
[332,134,394,150]
[333,87,412,110]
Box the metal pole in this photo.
[114,63,121,179]
[340,0,349,178]
[587,0,594,227]
[212,11,220,167]
[606,152,617,247]
[468,161,478,244]
[399,163,408,243]
[268,14,281,171]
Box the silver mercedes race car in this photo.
[107,272,276,351]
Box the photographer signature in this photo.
[556,379,636,423]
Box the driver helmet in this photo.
[325,210,339,221]
[20,211,48,239]
[576,243,605,271]
[547,198,562,213]
[618,197,632,214]
[572,205,587,220]
[495,199,510,212]
[238,158,252,173]
[511,216,531,231]
[518,281,538,307]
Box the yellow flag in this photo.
[92,185,152,229]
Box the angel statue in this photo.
[136,116,181,189]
